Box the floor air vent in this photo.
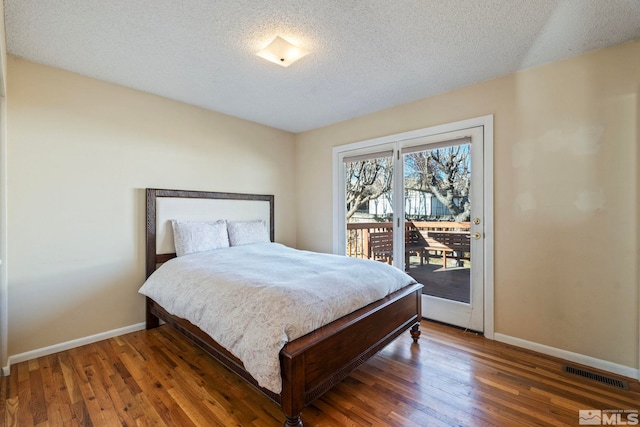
[563,365,629,390]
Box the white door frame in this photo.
[332,115,494,338]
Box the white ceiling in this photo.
[5,0,640,133]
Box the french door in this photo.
[334,117,492,334]
[401,127,484,331]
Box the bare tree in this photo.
[345,158,392,219]
[405,146,471,221]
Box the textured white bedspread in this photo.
[138,243,416,393]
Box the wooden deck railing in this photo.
[347,221,471,260]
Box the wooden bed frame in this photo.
[144,188,423,426]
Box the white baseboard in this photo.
[494,333,640,381]
[2,322,146,376]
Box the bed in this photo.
[142,188,423,426]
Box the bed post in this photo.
[410,322,421,342]
[146,297,160,330]
[145,189,161,330]
[145,189,158,280]
[280,351,305,427]
[411,286,422,342]
[284,415,303,427]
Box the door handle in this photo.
[472,232,482,240]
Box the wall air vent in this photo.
[563,365,629,390]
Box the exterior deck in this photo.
[348,221,471,304]
[408,262,470,303]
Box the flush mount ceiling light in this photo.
[256,36,309,67]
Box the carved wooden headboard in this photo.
[145,188,274,278]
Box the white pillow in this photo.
[171,220,229,256]
[227,220,270,246]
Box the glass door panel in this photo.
[344,154,394,264]
[403,143,472,303]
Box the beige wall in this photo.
[6,57,296,356]
[295,41,639,371]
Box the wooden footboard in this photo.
[146,282,422,426]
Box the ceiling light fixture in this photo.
[256,36,309,67]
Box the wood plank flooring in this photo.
[1,320,638,426]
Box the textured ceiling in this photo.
[5,0,640,133]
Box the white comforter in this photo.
[138,243,416,393]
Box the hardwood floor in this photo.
[1,320,638,426]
